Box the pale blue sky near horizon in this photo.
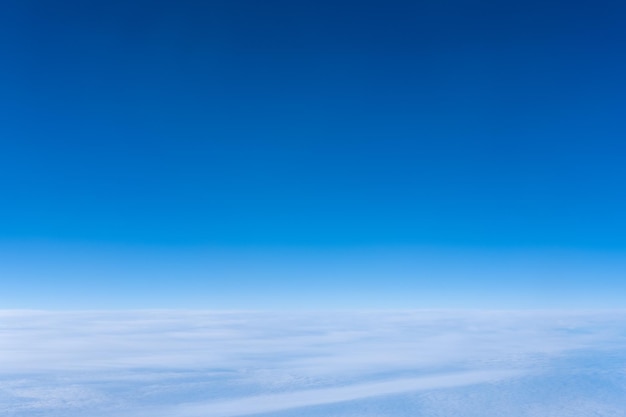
[1,0,626,308]
[2,241,626,309]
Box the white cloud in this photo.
[141,369,523,417]
[1,310,626,416]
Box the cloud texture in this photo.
[2,310,626,416]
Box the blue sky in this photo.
[1,0,626,308]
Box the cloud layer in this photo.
[2,310,626,416]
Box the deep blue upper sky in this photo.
[2,0,626,249]
[1,0,626,308]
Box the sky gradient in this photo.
[1,0,626,308]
